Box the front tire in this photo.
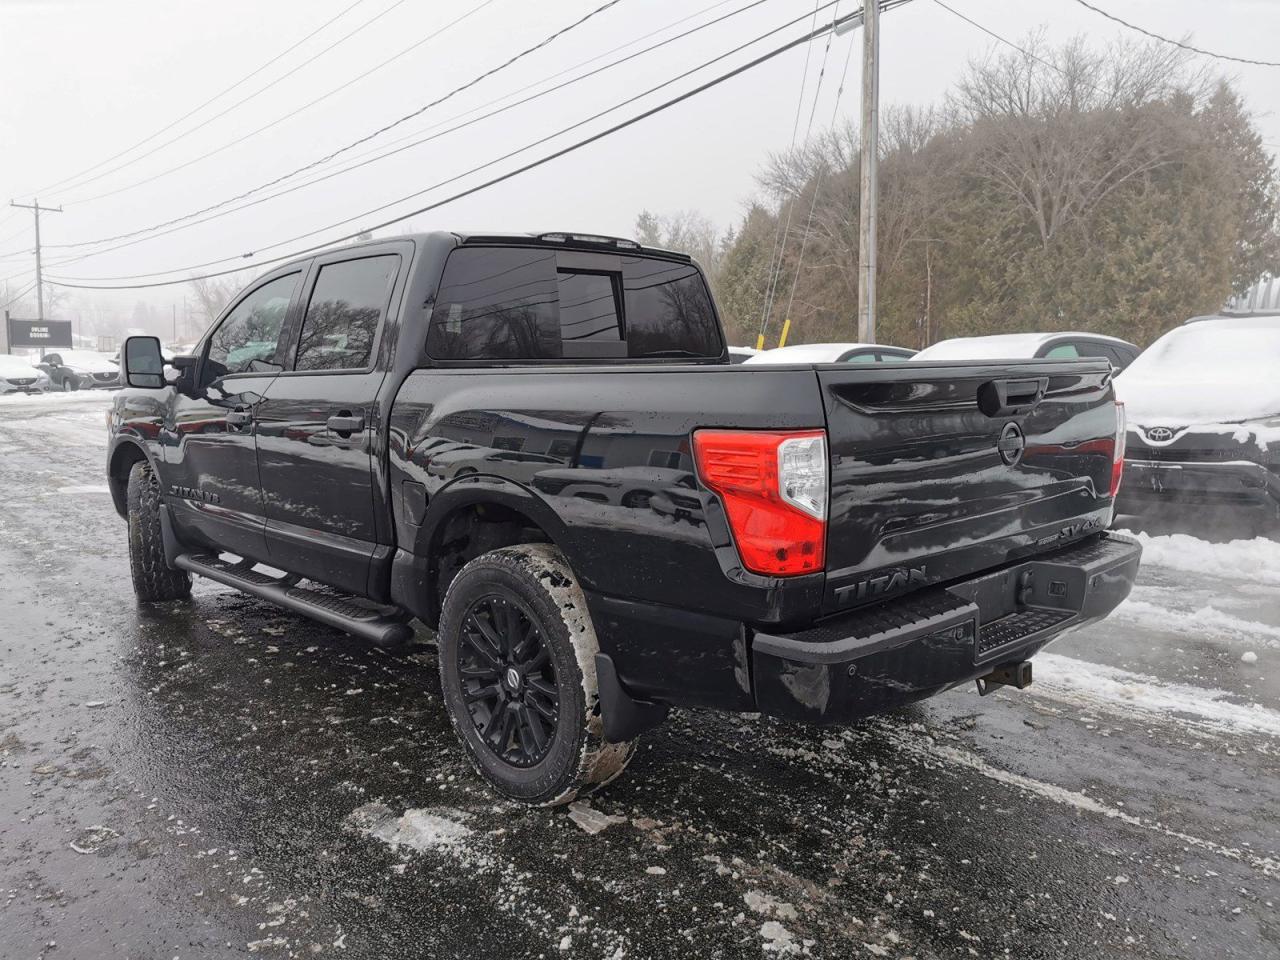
[437,544,636,805]
[126,460,192,603]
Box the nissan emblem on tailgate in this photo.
[998,422,1026,466]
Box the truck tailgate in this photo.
[817,359,1118,615]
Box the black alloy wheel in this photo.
[456,594,559,767]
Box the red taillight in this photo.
[1110,401,1126,497]
[692,429,827,577]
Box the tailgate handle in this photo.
[977,377,1048,418]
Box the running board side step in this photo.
[172,552,415,649]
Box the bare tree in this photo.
[188,273,250,327]
[950,36,1204,249]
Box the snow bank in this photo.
[1111,596,1280,647]
[0,390,113,408]
[1032,653,1280,738]
[1118,529,1280,585]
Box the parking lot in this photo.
[1,391,1277,959]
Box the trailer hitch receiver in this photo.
[976,660,1033,697]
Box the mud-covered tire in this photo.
[438,543,636,805]
[126,460,191,603]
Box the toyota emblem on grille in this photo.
[998,422,1026,466]
[1145,426,1175,443]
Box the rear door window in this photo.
[294,255,399,371]
[426,248,562,360]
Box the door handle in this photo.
[226,407,253,428]
[327,413,364,435]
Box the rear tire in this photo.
[126,460,191,603]
[437,543,636,805]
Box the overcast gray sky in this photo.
[2,0,1278,324]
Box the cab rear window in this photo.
[425,246,722,361]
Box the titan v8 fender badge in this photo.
[169,484,221,505]
[998,421,1026,466]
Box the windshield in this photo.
[1117,320,1280,423]
[56,350,116,366]
[0,355,38,371]
[912,334,1047,361]
[1123,322,1280,380]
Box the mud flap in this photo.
[595,653,669,743]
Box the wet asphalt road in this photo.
[1,392,1278,960]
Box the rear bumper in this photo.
[1116,458,1280,514]
[750,533,1141,724]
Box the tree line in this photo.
[637,36,1280,351]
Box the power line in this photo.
[56,0,411,201]
[755,0,825,348]
[759,1,844,343]
[50,0,849,284]
[23,0,372,200]
[60,0,500,209]
[1,280,38,312]
[9,201,62,321]
[1072,0,1280,68]
[780,29,858,331]
[933,0,1112,92]
[45,0,749,258]
[49,1,898,291]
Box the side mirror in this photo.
[124,336,165,389]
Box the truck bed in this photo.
[388,356,1122,707]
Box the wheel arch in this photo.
[108,438,159,517]
[393,476,578,628]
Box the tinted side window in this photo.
[877,351,912,363]
[207,273,299,375]
[427,248,561,360]
[1043,342,1079,358]
[840,351,877,363]
[622,257,720,358]
[1075,340,1112,360]
[295,255,398,371]
[1103,344,1133,368]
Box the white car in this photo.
[0,354,52,394]
[1114,316,1280,523]
[742,342,916,364]
[911,332,1140,369]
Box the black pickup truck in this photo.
[110,231,1141,804]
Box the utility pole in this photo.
[10,199,62,322]
[906,237,941,348]
[856,0,879,343]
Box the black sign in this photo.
[6,318,73,349]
